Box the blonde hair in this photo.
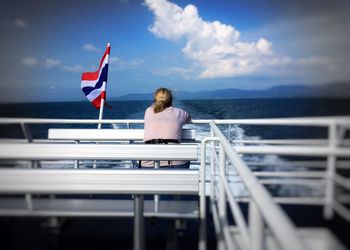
[153,87,173,113]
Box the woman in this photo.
[140,87,191,168]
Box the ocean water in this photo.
[0,98,349,139]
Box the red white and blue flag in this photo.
[81,44,110,109]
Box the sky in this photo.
[0,0,350,102]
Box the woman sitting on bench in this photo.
[140,87,191,168]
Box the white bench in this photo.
[0,168,199,195]
[0,142,199,168]
[0,142,199,209]
[0,143,198,161]
[0,143,200,247]
[48,128,196,142]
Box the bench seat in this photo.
[48,128,196,141]
[0,169,199,195]
[0,197,198,219]
[0,143,198,161]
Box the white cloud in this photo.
[83,44,101,52]
[152,66,194,79]
[295,56,331,67]
[14,18,28,29]
[144,0,273,79]
[21,57,38,67]
[129,58,145,66]
[45,59,61,69]
[109,57,120,64]
[109,56,144,70]
[63,64,85,72]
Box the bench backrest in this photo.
[0,143,198,161]
[48,128,196,141]
[0,168,199,195]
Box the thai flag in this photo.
[81,43,110,109]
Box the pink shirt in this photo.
[144,106,190,142]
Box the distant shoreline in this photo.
[0,83,350,104]
[1,96,350,105]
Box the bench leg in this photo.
[134,194,145,250]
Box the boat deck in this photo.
[0,117,349,250]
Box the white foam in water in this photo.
[111,123,125,129]
[228,125,246,142]
[193,124,323,198]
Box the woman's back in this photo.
[144,106,189,142]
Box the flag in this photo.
[81,44,110,109]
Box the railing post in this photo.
[21,123,33,143]
[21,123,39,168]
[21,123,36,205]
[199,137,220,250]
[154,161,160,213]
[25,193,33,210]
[249,199,265,250]
[74,140,79,169]
[324,122,337,219]
[199,139,207,250]
[228,124,231,143]
[134,194,145,250]
[209,130,225,250]
[219,143,227,220]
[218,142,227,250]
[209,129,215,200]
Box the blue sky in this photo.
[1,0,350,102]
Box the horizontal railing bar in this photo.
[232,139,329,145]
[334,174,350,190]
[0,118,145,124]
[246,160,350,169]
[0,143,198,161]
[337,194,350,204]
[203,116,350,126]
[29,159,200,165]
[0,169,199,195]
[253,171,325,178]
[227,176,325,186]
[0,139,51,143]
[246,161,327,167]
[0,198,198,218]
[258,179,325,186]
[236,197,325,205]
[0,210,198,218]
[228,171,326,179]
[48,128,195,141]
[0,116,349,126]
[235,145,350,157]
[333,200,350,221]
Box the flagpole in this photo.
[97,42,110,129]
[97,82,105,129]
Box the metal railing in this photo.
[0,116,350,250]
[199,122,307,250]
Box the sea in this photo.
[0,98,350,139]
[0,98,350,249]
